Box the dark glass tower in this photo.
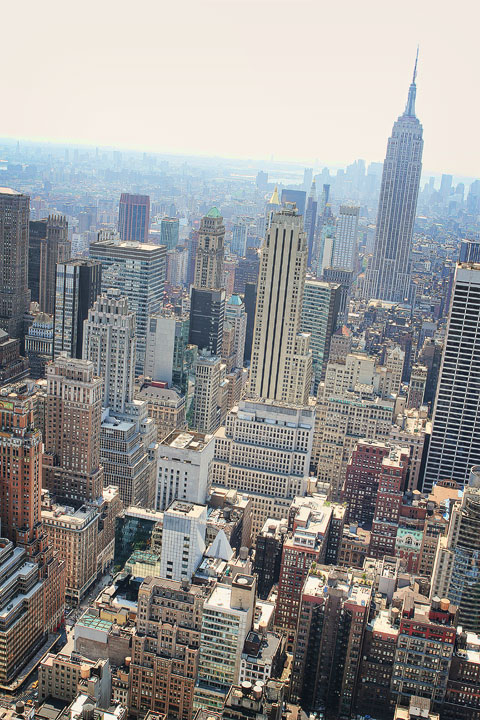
[118,193,150,243]
[364,54,423,303]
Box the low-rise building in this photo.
[38,651,111,707]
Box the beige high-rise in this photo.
[249,204,312,405]
[43,354,104,503]
[193,207,225,290]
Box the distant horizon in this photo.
[0,135,476,187]
[3,0,479,181]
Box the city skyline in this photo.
[2,0,479,177]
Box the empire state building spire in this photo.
[364,55,424,304]
[404,47,419,117]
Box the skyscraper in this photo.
[424,263,480,491]
[29,216,71,315]
[0,383,44,556]
[193,207,225,289]
[189,208,226,354]
[224,294,247,370]
[89,238,166,373]
[249,204,312,405]
[82,289,135,414]
[364,57,423,303]
[160,216,180,250]
[118,193,150,243]
[43,355,104,504]
[332,205,360,272]
[301,279,341,390]
[431,466,480,632]
[231,218,249,257]
[54,259,102,359]
[304,181,317,266]
[0,189,31,343]
[83,290,158,508]
[189,287,225,355]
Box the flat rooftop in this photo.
[163,429,211,451]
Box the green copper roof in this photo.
[228,294,243,306]
[206,206,221,218]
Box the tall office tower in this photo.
[431,467,480,632]
[407,364,428,409]
[369,447,410,558]
[160,501,207,581]
[160,216,179,250]
[90,238,165,373]
[254,518,287,600]
[129,577,208,720]
[145,310,191,389]
[304,181,317,265]
[243,282,257,363]
[193,208,225,289]
[275,499,333,645]
[439,173,453,200]
[332,205,360,272]
[0,383,44,557]
[289,568,372,718]
[424,263,480,491]
[43,355,104,504]
[25,312,54,378]
[210,399,314,538]
[29,216,71,315]
[189,287,225,355]
[189,209,226,356]
[342,440,392,525]
[301,279,341,391]
[390,592,456,710]
[0,189,31,343]
[364,58,423,302]
[191,353,226,434]
[54,259,102,359]
[249,204,312,405]
[83,290,157,508]
[83,289,135,413]
[231,218,249,257]
[194,574,256,710]
[118,193,150,243]
[225,295,247,370]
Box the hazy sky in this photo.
[4,0,479,177]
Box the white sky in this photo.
[3,0,479,177]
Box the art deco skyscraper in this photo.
[193,207,225,289]
[249,203,312,405]
[0,189,31,342]
[424,263,480,491]
[189,208,226,355]
[364,56,423,303]
[118,193,150,243]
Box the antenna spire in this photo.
[404,47,419,117]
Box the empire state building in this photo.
[365,55,423,303]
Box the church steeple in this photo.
[404,47,419,117]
